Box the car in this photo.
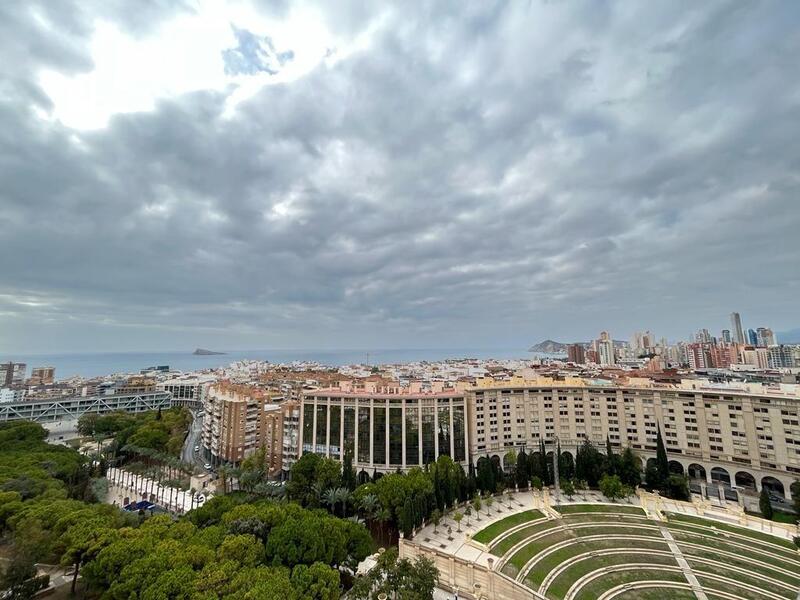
[195,494,205,502]
[203,463,212,470]
[194,445,200,452]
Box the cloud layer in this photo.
[1,1,799,353]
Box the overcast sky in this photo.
[1,1,799,355]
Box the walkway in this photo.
[658,525,709,600]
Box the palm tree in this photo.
[335,487,351,518]
[322,488,338,514]
[359,494,380,526]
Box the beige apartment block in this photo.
[202,382,284,473]
[467,377,799,499]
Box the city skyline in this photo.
[2,2,800,355]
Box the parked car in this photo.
[203,463,212,470]
[194,445,200,452]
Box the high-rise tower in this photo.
[730,312,745,344]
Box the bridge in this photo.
[0,391,173,424]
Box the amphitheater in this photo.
[399,489,800,600]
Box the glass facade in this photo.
[453,405,466,462]
[358,406,371,463]
[301,395,467,469]
[343,406,355,456]
[303,403,314,451]
[373,406,386,464]
[422,407,436,464]
[405,407,419,465]
[389,407,403,465]
[438,405,451,456]
[315,403,327,453]
[329,405,341,459]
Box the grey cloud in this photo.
[1,1,800,353]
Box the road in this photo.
[181,411,205,469]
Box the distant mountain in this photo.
[528,340,569,353]
[193,348,226,355]
[777,329,800,344]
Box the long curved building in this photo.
[298,376,799,500]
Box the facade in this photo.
[30,366,55,385]
[566,344,585,364]
[201,382,284,471]
[299,380,469,473]
[294,376,799,500]
[157,374,217,408]
[767,345,794,369]
[467,377,799,499]
[0,388,26,403]
[280,400,301,476]
[0,362,26,386]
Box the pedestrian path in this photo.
[658,525,708,600]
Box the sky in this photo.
[1,1,799,355]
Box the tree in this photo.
[619,447,642,488]
[655,425,670,489]
[453,511,463,532]
[605,436,618,476]
[531,476,543,491]
[561,479,575,500]
[464,505,472,526]
[350,548,438,600]
[516,450,529,489]
[484,495,494,515]
[431,509,441,533]
[471,496,482,520]
[599,474,625,502]
[575,440,603,487]
[665,475,690,501]
[342,450,357,492]
[760,487,774,520]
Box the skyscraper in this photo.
[730,312,745,344]
[747,329,759,346]
[567,344,586,364]
[721,329,731,344]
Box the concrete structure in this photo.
[201,382,284,471]
[566,344,585,364]
[730,312,745,344]
[299,380,469,473]
[0,387,26,403]
[0,390,172,423]
[157,374,217,408]
[468,377,799,500]
[767,345,794,369]
[29,366,55,385]
[0,362,26,386]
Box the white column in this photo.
[385,402,390,470]
[354,404,360,470]
[402,402,407,469]
[449,399,455,458]
[312,397,318,454]
[325,399,330,457]
[340,403,345,461]
[369,400,374,467]
[434,401,440,459]
[418,406,423,466]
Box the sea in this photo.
[2,348,546,379]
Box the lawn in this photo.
[613,589,696,600]
[472,509,544,544]
[556,503,645,515]
[529,538,670,589]
[571,567,686,600]
[695,575,780,600]
[665,513,797,550]
[490,520,560,556]
[687,561,797,600]
[670,529,800,571]
[678,543,800,587]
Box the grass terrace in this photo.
[471,509,543,545]
[467,502,799,600]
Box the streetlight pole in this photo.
[552,435,560,505]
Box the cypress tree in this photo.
[655,425,669,488]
